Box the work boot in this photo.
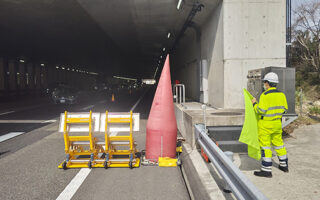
[254,170,272,178]
[279,166,289,173]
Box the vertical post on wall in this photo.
[18,61,26,91]
[27,63,35,91]
[34,64,41,89]
[286,0,292,68]
[8,60,16,92]
[0,58,5,91]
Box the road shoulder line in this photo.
[56,168,91,200]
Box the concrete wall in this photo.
[172,0,286,109]
[201,1,224,108]
[222,0,286,108]
[172,29,200,101]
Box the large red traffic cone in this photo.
[146,55,177,161]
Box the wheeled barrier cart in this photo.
[58,111,140,169]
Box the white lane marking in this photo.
[110,132,118,136]
[56,132,119,199]
[130,87,150,111]
[99,100,106,104]
[0,132,25,143]
[80,105,94,111]
[42,119,57,123]
[56,168,91,200]
[0,120,56,124]
[0,111,15,116]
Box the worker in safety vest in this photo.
[251,72,288,178]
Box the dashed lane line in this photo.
[80,105,94,111]
[0,111,15,116]
[130,87,150,111]
[0,132,25,143]
[56,168,92,200]
[42,119,57,123]
[0,120,57,123]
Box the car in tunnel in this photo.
[51,87,78,105]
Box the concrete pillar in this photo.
[27,63,35,90]
[0,58,5,91]
[18,62,26,90]
[47,65,55,86]
[41,65,48,88]
[57,70,62,83]
[8,60,16,91]
[34,64,41,89]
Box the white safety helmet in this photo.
[263,72,279,83]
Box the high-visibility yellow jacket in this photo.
[253,87,288,120]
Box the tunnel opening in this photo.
[0,0,287,111]
[0,0,220,100]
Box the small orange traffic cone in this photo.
[111,94,115,102]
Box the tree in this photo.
[292,1,320,83]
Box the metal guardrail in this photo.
[194,124,268,200]
[173,84,185,105]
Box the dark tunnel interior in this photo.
[0,0,186,77]
[0,0,217,98]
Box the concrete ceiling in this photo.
[0,0,219,77]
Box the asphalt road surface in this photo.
[0,87,190,200]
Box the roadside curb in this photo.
[181,142,225,200]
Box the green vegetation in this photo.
[309,106,320,115]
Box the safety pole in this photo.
[63,111,69,153]
[105,111,109,151]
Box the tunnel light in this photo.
[56,66,59,69]
[41,63,45,66]
[67,68,70,71]
[72,69,75,71]
[160,55,162,58]
[7,72,10,75]
[62,67,65,70]
[167,32,171,38]
[162,47,166,51]
[89,72,99,75]
[177,0,183,10]
[19,59,25,63]
[76,70,79,72]
[158,60,161,63]
[17,72,20,75]
[113,76,137,81]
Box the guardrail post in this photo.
[223,151,234,193]
[201,105,207,134]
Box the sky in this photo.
[292,0,317,10]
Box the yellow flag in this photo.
[239,89,261,160]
